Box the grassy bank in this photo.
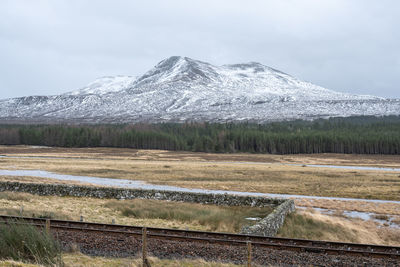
[277,210,400,246]
[0,192,271,233]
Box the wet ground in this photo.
[1,168,400,204]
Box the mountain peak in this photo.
[156,56,185,68]
[1,56,396,124]
[156,56,211,69]
[136,56,218,85]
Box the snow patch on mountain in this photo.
[66,75,137,96]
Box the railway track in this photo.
[1,214,399,261]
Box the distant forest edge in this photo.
[0,116,399,154]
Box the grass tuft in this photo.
[372,214,389,221]
[277,212,358,242]
[0,221,63,266]
[0,192,32,202]
[0,208,71,221]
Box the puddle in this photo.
[245,217,262,221]
[343,210,372,221]
[298,206,400,229]
[342,210,400,228]
[305,164,400,172]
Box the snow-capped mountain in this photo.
[0,56,399,123]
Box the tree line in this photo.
[0,116,399,154]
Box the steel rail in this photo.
[1,215,399,260]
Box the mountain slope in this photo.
[0,56,399,123]
[66,75,137,96]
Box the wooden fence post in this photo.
[45,219,50,234]
[247,241,252,267]
[142,227,151,267]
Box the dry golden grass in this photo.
[0,146,399,200]
[0,192,270,233]
[278,209,400,246]
[105,199,271,232]
[392,217,400,225]
[2,145,400,167]
[0,255,246,267]
[0,261,42,267]
[62,253,246,267]
[0,175,99,186]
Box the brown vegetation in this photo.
[0,192,270,233]
[1,145,400,167]
[0,146,399,200]
[0,255,246,267]
[278,210,400,246]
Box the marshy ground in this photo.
[1,146,399,200]
[0,145,399,247]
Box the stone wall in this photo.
[0,181,295,236]
[241,198,295,236]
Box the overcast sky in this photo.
[1,0,399,99]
